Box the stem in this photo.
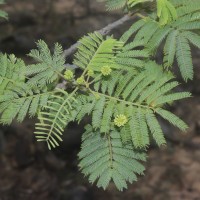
[60,77,155,111]
[56,71,66,80]
[107,133,113,168]
[136,13,147,19]
[88,88,155,110]
[86,75,90,83]
[88,74,102,85]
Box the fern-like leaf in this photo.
[122,1,200,81]
[79,125,146,191]
[77,63,190,148]
[116,41,150,69]
[176,34,193,81]
[0,83,53,124]
[155,108,188,131]
[0,54,26,95]
[74,32,123,72]
[35,88,78,150]
[163,30,178,68]
[157,0,177,25]
[146,110,166,146]
[26,40,65,87]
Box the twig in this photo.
[63,14,133,58]
[98,14,131,35]
[61,14,137,81]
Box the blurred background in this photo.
[0,0,200,199]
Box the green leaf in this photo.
[74,32,123,72]
[155,108,188,131]
[176,35,193,81]
[0,84,53,124]
[146,110,166,146]
[79,125,146,191]
[35,89,78,150]
[0,54,26,95]
[27,40,65,87]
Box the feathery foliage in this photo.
[0,54,26,95]
[121,0,200,81]
[0,83,53,124]
[74,32,150,73]
[35,88,79,150]
[0,42,66,125]
[75,63,190,148]
[27,40,66,87]
[79,125,146,191]
[156,0,177,25]
[73,32,124,72]
[0,0,198,191]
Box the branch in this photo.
[63,14,133,58]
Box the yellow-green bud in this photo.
[101,65,112,76]
[64,70,74,80]
[114,114,128,127]
[76,76,85,85]
[88,69,94,76]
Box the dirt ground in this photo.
[0,0,200,200]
